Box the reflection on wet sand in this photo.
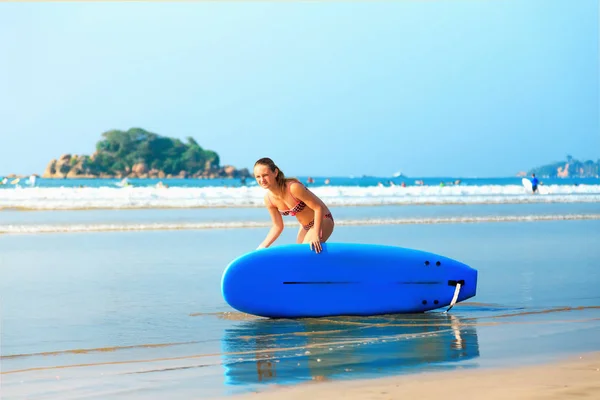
[221,313,479,386]
[5,305,594,377]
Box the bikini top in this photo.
[268,182,307,216]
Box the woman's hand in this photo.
[305,230,322,253]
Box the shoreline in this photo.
[224,351,600,400]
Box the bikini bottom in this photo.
[302,213,334,231]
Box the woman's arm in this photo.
[257,195,284,249]
[290,183,327,252]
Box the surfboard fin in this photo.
[444,282,462,313]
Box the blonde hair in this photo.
[254,157,300,196]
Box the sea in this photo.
[1,176,599,399]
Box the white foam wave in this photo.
[0,185,599,210]
[2,214,599,234]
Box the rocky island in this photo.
[518,155,599,178]
[42,128,250,179]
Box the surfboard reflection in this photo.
[221,313,479,386]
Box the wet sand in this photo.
[227,352,600,400]
[1,219,598,399]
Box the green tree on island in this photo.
[89,128,220,175]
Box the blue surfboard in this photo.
[221,243,477,318]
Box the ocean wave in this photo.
[2,214,599,234]
[1,185,599,210]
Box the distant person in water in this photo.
[530,173,539,193]
[254,158,334,253]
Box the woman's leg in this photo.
[319,216,335,242]
[296,225,307,243]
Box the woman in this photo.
[254,158,334,253]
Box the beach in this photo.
[2,0,599,396]
[1,179,599,399]
[227,351,600,400]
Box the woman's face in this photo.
[254,164,276,189]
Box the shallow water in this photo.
[1,205,599,399]
[2,202,599,232]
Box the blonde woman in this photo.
[254,158,334,253]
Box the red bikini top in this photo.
[268,182,307,216]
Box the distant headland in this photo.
[516,155,599,178]
[40,128,250,179]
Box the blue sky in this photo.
[0,1,598,177]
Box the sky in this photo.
[0,1,598,178]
